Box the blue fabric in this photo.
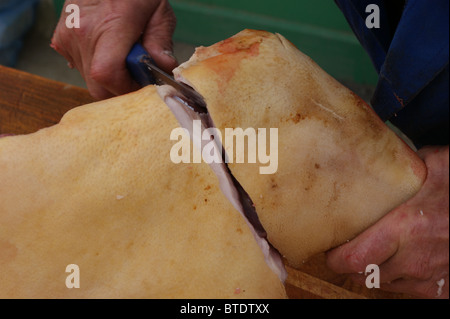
[335,0,449,147]
[0,0,38,66]
[0,39,22,67]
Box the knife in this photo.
[126,43,207,113]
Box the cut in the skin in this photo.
[0,86,287,298]
[157,85,287,282]
[174,29,427,268]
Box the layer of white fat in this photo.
[157,85,287,283]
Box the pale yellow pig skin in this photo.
[0,86,287,299]
[175,29,427,267]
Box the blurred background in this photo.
[0,0,376,100]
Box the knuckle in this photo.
[89,64,110,85]
[345,251,367,273]
[86,81,112,101]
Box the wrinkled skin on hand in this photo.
[51,0,178,100]
[327,146,449,299]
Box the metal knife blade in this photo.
[126,43,207,114]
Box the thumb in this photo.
[143,35,178,75]
[142,1,178,74]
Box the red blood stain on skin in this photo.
[202,35,263,93]
[216,37,261,56]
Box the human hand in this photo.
[51,0,178,100]
[326,145,449,299]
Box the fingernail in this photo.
[162,50,177,62]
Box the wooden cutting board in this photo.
[0,65,410,299]
[0,65,94,135]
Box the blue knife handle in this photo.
[126,43,158,87]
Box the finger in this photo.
[344,246,425,285]
[142,0,178,74]
[326,213,400,274]
[380,277,448,299]
[417,146,449,181]
[72,28,117,100]
[51,21,78,70]
[343,257,407,286]
[346,273,445,298]
[88,28,142,98]
[81,46,114,100]
[378,257,409,284]
[51,24,87,86]
[83,1,155,99]
[376,235,437,284]
[417,146,440,161]
[84,77,115,101]
[54,34,114,100]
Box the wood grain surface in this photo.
[0,65,410,299]
[0,65,95,135]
